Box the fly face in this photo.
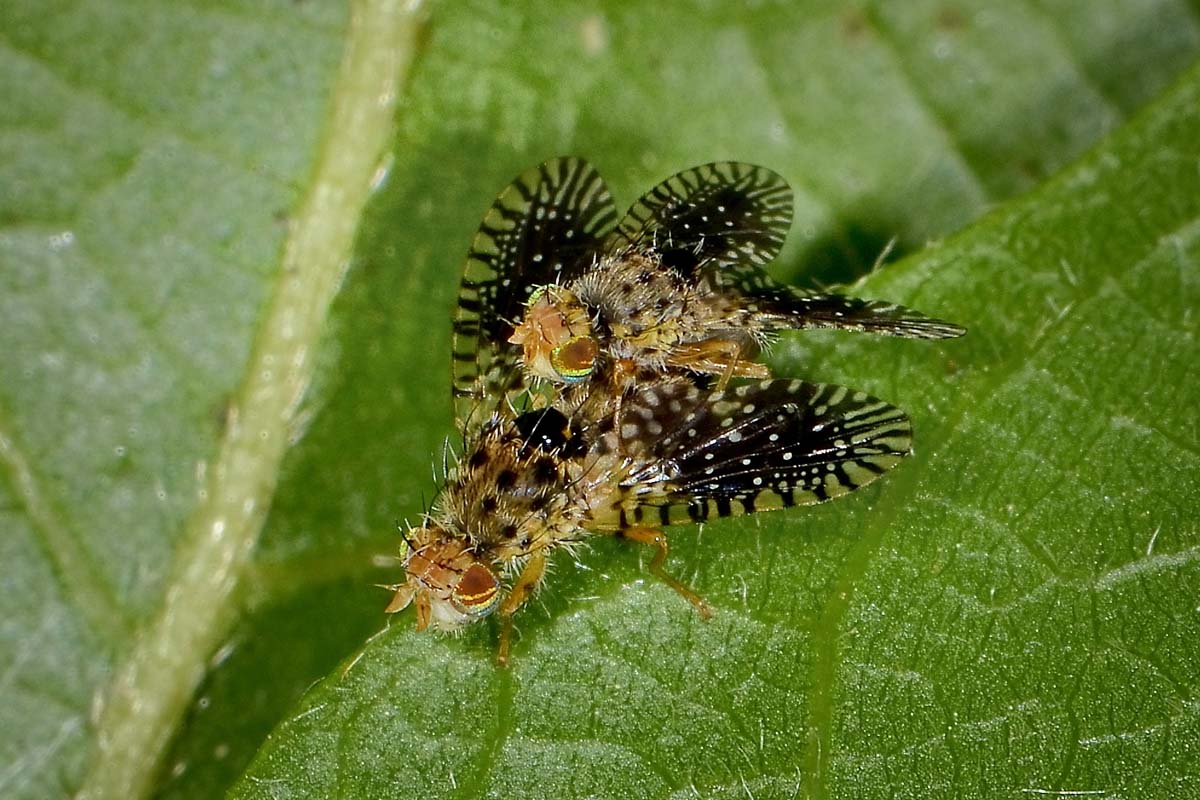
[507,285,599,385]
[385,526,502,633]
[453,159,616,426]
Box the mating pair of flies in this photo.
[384,158,964,663]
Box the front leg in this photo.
[496,552,547,666]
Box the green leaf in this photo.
[232,37,1200,800]
[2,1,1198,799]
[0,1,417,798]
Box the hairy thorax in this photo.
[573,250,764,368]
[434,412,627,568]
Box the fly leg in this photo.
[619,526,714,619]
[715,348,740,393]
[496,552,547,666]
[666,339,769,391]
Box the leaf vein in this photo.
[0,400,130,645]
[0,33,294,187]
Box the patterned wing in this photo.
[606,162,793,274]
[605,162,963,340]
[614,378,912,527]
[744,289,967,339]
[454,158,617,429]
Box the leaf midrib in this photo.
[73,2,429,798]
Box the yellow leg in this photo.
[383,583,415,614]
[666,339,769,390]
[496,553,547,666]
[715,350,739,392]
[620,526,714,619]
[414,592,431,632]
[706,338,744,392]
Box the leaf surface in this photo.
[1,2,1198,799]
[233,11,1200,800]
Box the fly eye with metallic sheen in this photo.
[450,563,502,618]
[550,335,599,382]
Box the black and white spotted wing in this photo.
[616,379,912,526]
[605,162,793,276]
[453,158,617,428]
[603,162,963,339]
[742,288,967,339]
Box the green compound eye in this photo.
[526,285,549,306]
[551,336,598,383]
